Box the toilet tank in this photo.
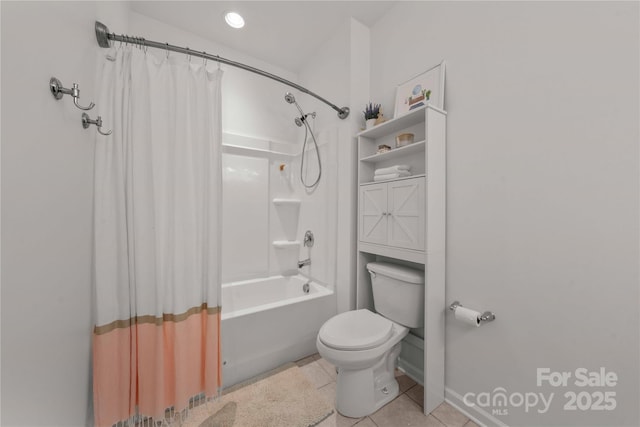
[367,262,424,328]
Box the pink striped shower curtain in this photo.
[92,46,223,426]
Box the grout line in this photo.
[401,392,424,412]
[405,383,418,392]
[403,388,423,408]
[316,381,334,394]
[431,413,451,427]
[429,404,470,427]
[310,356,467,427]
[317,360,338,378]
[364,416,379,426]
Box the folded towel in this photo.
[374,165,411,176]
[373,171,412,182]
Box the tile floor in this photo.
[295,354,479,427]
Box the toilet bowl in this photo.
[316,309,408,417]
[316,262,424,418]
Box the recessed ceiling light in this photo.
[225,11,245,29]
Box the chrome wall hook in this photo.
[304,230,315,247]
[50,77,95,110]
[82,113,112,136]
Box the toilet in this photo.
[316,262,424,418]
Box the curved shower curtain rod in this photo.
[94,21,350,120]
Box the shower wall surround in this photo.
[221,130,339,288]
[222,152,270,280]
[290,128,339,286]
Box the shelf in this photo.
[360,140,426,163]
[357,106,427,138]
[272,240,301,249]
[358,242,426,264]
[356,105,445,140]
[272,198,301,206]
[360,174,425,186]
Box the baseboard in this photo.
[445,387,509,427]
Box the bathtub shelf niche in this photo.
[272,198,301,248]
[272,240,301,249]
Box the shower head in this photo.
[294,112,316,127]
[285,92,308,121]
[284,92,296,104]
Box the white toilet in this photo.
[316,262,424,417]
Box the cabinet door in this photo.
[360,183,388,245]
[387,177,425,250]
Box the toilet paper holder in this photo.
[449,301,496,323]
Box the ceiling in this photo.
[130,1,395,72]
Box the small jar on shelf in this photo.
[377,144,391,154]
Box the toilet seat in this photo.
[318,309,393,351]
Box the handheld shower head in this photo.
[285,92,321,188]
[294,112,316,127]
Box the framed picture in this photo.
[394,61,446,118]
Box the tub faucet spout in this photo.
[298,258,311,268]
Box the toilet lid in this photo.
[319,309,393,351]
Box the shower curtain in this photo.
[92,46,223,426]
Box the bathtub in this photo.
[221,274,335,388]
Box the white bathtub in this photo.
[221,275,335,388]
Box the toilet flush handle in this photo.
[368,270,376,278]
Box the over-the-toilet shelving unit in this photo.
[355,104,446,415]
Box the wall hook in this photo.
[304,230,314,247]
[82,113,112,136]
[49,77,95,111]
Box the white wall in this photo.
[298,17,370,313]
[1,1,129,425]
[371,2,639,426]
[129,12,299,146]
